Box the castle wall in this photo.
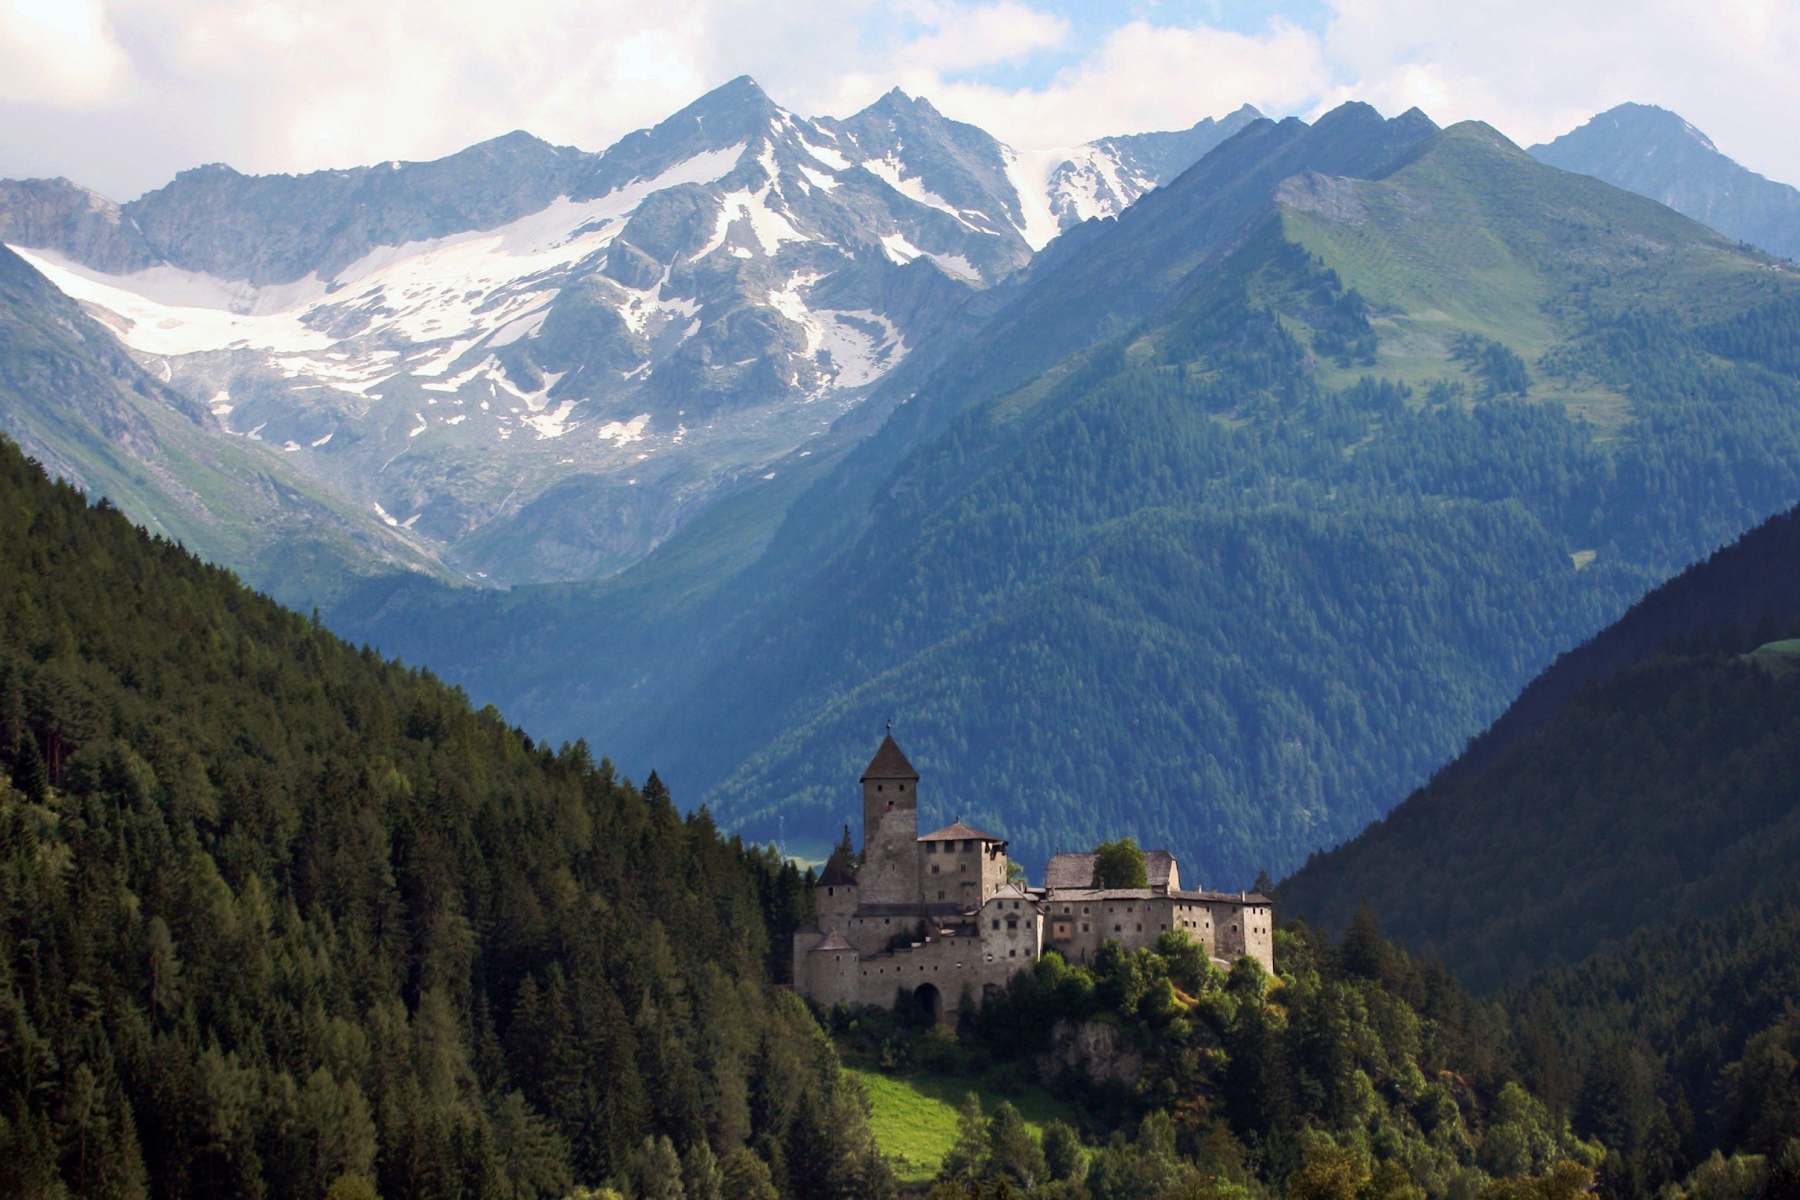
[850,925,1036,1021]
[1041,891,1273,974]
[1211,898,1273,971]
[843,907,925,955]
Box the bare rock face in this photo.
[0,179,164,275]
[1273,171,1368,226]
[1035,1019,1144,1088]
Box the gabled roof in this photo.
[1043,849,1179,889]
[813,930,855,952]
[1043,853,1095,888]
[861,734,920,781]
[818,846,857,887]
[919,820,1004,843]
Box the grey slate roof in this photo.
[813,930,854,952]
[861,734,920,781]
[919,821,1005,843]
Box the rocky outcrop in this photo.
[1274,171,1368,226]
[1035,1019,1144,1088]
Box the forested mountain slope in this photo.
[1501,887,1800,1200]
[0,435,892,1200]
[1444,490,1800,782]
[1279,500,1800,990]
[340,115,1800,887]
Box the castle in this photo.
[791,735,1275,1020]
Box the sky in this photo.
[1,0,1797,201]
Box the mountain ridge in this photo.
[1531,102,1800,261]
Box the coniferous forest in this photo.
[0,437,884,1199]
[2,430,1749,1200]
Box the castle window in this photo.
[1009,949,1017,957]
[1081,923,1090,932]
[1136,924,1142,932]
[1082,906,1089,914]
[938,891,945,900]
[992,920,999,930]
[827,887,833,896]
[1006,920,1017,931]
[1114,925,1122,933]
[931,865,940,874]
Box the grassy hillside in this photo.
[844,1067,1075,1182]
[0,435,894,1200]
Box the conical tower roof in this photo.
[818,845,857,887]
[860,734,919,782]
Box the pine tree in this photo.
[10,735,45,802]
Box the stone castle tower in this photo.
[858,733,920,905]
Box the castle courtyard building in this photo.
[791,736,1274,1020]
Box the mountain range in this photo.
[0,79,1258,601]
[331,102,1800,888]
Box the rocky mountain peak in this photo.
[1531,101,1800,260]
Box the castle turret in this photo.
[859,734,920,905]
[816,839,858,932]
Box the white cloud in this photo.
[915,17,1330,150]
[0,0,127,104]
[892,1,1067,72]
